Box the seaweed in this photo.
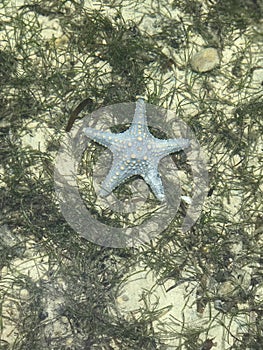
[0,0,262,348]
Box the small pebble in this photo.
[190,48,220,72]
[38,310,49,320]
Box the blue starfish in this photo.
[83,99,189,201]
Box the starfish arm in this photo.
[99,159,137,197]
[84,127,116,148]
[153,138,190,159]
[142,166,165,201]
[129,99,151,137]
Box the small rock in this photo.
[218,280,235,297]
[190,48,220,72]
[200,337,217,350]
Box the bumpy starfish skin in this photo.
[83,99,189,201]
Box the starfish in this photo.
[83,99,189,201]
